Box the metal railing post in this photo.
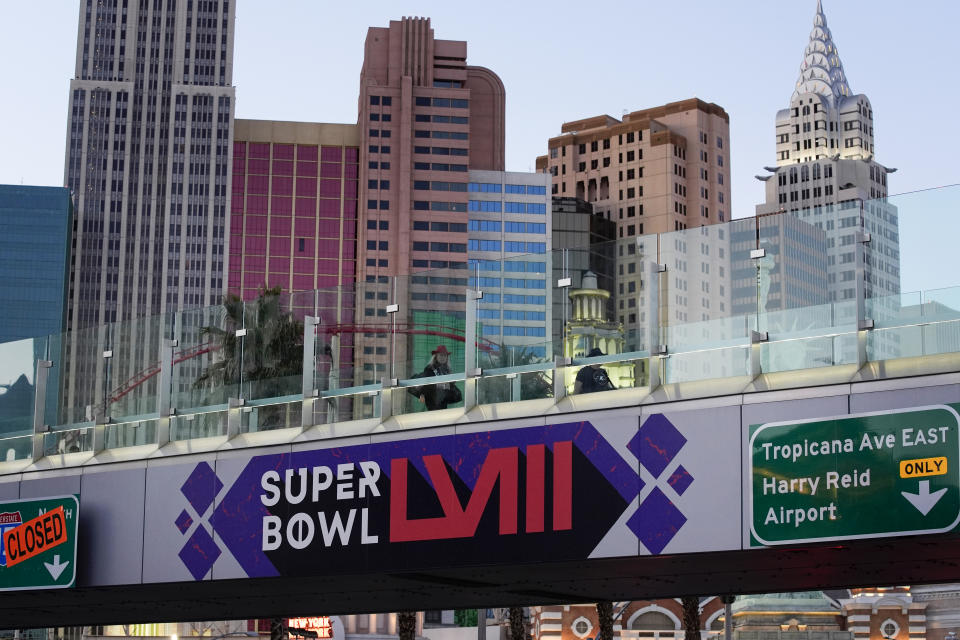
[156,338,177,448]
[301,317,319,429]
[32,360,52,462]
[464,290,483,410]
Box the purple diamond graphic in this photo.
[667,465,694,496]
[180,461,223,515]
[175,509,194,534]
[628,487,687,554]
[630,414,687,478]
[178,526,221,580]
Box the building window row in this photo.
[414,146,469,156]
[414,181,468,191]
[415,114,469,124]
[414,162,467,172]
[415,97,469,108]
[412,241,467,252]
[413,220,467,232]
[415,130,468,140]
[413,200,468,212]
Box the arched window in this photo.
[631,611,677,631]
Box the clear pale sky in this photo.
[1,0,958,217]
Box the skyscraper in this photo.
[63,0,236,419]
[65,0,236,329]
[352,17,507,404]
[756,0,899,303]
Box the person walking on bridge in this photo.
[409,345,462,410]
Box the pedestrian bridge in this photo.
[2,187,960,627]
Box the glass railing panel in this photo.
[42,424,94,456]
[866,286,960,361]
[350,278,395,417]
[661,219,755,352]
[104,313,168,421]
[395,272,467,415]
[663,345,751,385]
[880,187,960,296]
[104,417,158,449]
[316,380,381,424]
[552,237,646,366]
[760,299,860,373]
[240,396,302,433]
[172,303,234,415]
[0,336,42,439]
[235,290,304,405]
[476,341,555,404]
[755,208,833,331]
[170,410,227,441]
[665,313,754,353]
[551,239,618,357]
[54,322,108,427]
[0,433,32,462]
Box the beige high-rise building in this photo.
[536,99,733,350]
[536,99,731,236]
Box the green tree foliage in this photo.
[195,286,303,428]
[454,610,478,627]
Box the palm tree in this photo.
[195,286,303,429]
[508,607,526,640]
[270,618,286,640]
[398,612,417,640]
[596,601,613,640]
[681,597,701,640]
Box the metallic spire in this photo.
[791,0,852,106]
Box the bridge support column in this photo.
[750,330,768,378]
[554,356,570,400]
[646,261,667,392]
[227,397,244,438]
[31,359,52,463]
[379,377,397,420]
[301,317,319,429]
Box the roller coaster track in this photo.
[104,322,497,407]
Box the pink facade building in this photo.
[229,120,360,300]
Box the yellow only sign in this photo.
[900,456,948,478]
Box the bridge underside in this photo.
[5,535,960,628]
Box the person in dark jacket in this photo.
[574,347,616,394]
[409,345,462,410]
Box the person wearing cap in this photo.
[408,345,463,410]
[574,347,616,394]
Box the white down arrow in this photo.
[43,555,70,580]
[901,480,948,516]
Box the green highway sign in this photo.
[750,405,960,546]
[0,495,78,590]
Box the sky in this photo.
[1,0,959,218]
